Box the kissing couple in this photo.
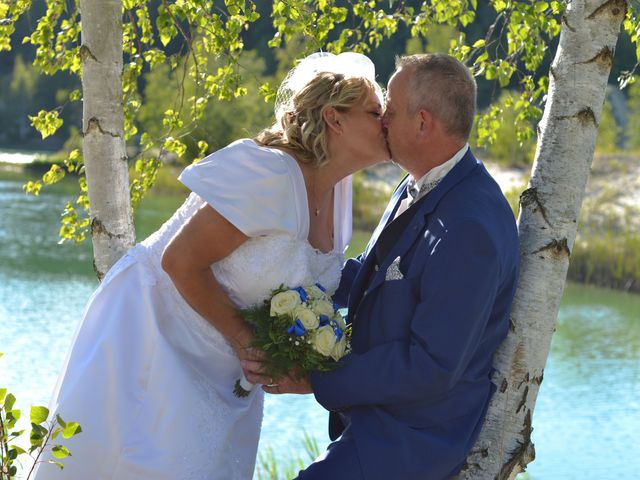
[35,51,518,480]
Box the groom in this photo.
[245,53,519,479]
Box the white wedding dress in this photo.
[34,139,351,480]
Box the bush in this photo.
[569,229,640,293]
[351,170,394,231]
[0,353,81,479]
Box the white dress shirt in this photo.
[394,143,469,219]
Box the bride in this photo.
[34,52,389,479]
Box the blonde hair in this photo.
[255,72,376,167]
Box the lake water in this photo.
[1,169,638,479]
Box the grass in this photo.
[255,431,321,480]
[568,229,640,293]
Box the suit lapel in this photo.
[346,176,410,319]
[365,149,480,294]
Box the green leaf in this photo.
[30,405,50,424]
[61,421,82,439]
[5,392,16,410]
[69,89,82,101]
[9,445,27,456]
[30,422,48,447]
[535,2,548,13]
[51,445,71,459]
[23,180,43,196]
[56,413,67,428]
[29,110,64,139]
[42,164,65,185]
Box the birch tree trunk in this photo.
[457,0,627,477]
[81,0,135,280]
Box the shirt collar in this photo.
[407,143,469,203]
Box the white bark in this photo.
[457,0,627,478]
[81,0,135,280]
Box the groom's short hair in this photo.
[396,53,476,141]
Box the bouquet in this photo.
[234,283,350,397]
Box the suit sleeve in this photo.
[332,256,364,309]
[311,220,501,410]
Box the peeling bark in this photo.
[531,238,571,257]
[456,0,627,478]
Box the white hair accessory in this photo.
[274,51,384,122]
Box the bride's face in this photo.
[336,88,391,169]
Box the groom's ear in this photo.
[417,109,434,138]
[323,107,343,135]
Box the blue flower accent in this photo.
[319,315,330,326]
[294,286,308,303]
[315,283,326,292]
[287,318,306,337]
[334,326,344,341]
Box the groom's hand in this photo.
[241,360,313,395]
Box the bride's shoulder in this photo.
[192,138,297,178]
[177,139,306,237]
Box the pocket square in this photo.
[385,256,404,281]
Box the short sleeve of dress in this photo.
[178,139,306,237]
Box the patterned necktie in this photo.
[394,177,442,220]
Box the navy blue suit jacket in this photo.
[311,149,519,479]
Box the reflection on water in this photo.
[1,173,638,479]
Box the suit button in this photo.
[374,264,379,271]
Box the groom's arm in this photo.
[332,256,364,309]
[311,220,505,410]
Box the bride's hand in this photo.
[229,326,264,362]
[241,361,313,395]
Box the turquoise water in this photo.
[1,171,639,478]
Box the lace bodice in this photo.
[132,192,344,308]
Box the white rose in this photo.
[311,299,335,318]
[295,306,319,330]
[332,312,347,330]
[305,285,328,301]
[270,290,301,316]
[312,325,337,356]
[330,335,347,361]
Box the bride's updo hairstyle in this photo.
[255,73,376,167]
[255,52,382,168]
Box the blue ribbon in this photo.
[334,325,344,341]
[287,318,306,337]
[315,283,327,292]
[294,286,308,303]
[319,315,330,327]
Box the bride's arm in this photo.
[161,203,255,358]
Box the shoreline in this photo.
[2,157,638,296]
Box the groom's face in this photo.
[382,68,419,170]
